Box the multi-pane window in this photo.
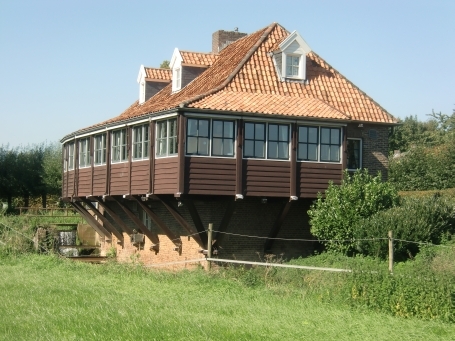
[79,138,90,168]
[133,124,149,160]
[173,68,181,91]
[268,124,289,159]
[244,122,266,158]
[187,118,210,156]
[156,118,177,157]
[347,138,362,170]
[298,126,318,161]
[212,120,235,157]
[111,129,127,163]
[320,127,341,162]
[67,142,75,170]
[286,55,300,77]
[94,134,106,165]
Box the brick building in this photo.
[60,23,397,267]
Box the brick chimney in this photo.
[212,28,247,53]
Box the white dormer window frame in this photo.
[137,65,147,105]
[170,48,183,92]
[277,30,312,82]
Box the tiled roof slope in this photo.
[144,67,171,80]
[180,51,217,66]
[83,23,397,131]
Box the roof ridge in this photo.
[310,51,397,123]
[179,23,277,108]
[179,50,216,55]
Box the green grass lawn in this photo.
[0,254,454,341]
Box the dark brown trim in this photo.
[80,198,124,241]
[290,122,297,198]
[185,199,208,247]
[74,139,79,197]
[177,114,186,196]
[112,197,160,246]
[154,195,204,248]
[263,200,293,253]
[149,120,155,194]
[71,201,112,240]
[128,126,132,195]
[236,119,243,196]
[342,126,347,175]
[90,135,94,196]
[133,196,181,247]
[213,199,236,248]
[94,197,134,235]
[105,132,111,195]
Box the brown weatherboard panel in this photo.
[149,121,155,194]
[90,135,94,196]
[154,157,178,194]
[298,162,342,198]
[92,166,107,196]
[236,119,243,195]
[290,123,297,198]
[109,163,129,195]
[131,160,149,195]
[243,159,290,197]
[67,171,75,197]
[128,126,132,195]
[77,168,91,197]
[177,114,186,195]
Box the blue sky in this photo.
[1,0,454,147]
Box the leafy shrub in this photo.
[308,169,399,254]
[353,195,455,260]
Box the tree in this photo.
[0,145,19,210]
[42,143,62,207]
[308,169,399,254]
[159,60,170,69]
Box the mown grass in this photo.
[0,254,454,341]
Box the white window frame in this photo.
[156,118,178,158]
[132,124,150,161]
[243,121,290,161]
[347,138,362,171]
[297,125,342,164]
[94,134,106,166]
[65,142,75,171]
[282,52,304,79]
[78,138,91,168]
[172,68,181,92]
[111,129,128,163]
[185,118,236,158]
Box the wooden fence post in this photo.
[207,223,213,271]
[388,230,394,274]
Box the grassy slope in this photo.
[0,255,453,341]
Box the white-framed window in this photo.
[212,120,235,157]
[286,55,300,77]
[173,68,181,92]
[111,129,128,163]
[187,118,210,156]
[297,126,342,163]
[65,142,75,171]
[244,122,290,160]
[78,138,90,168]
[156,118,177,157]
[94,134,106,166]
[347,138,362,170]
[133,124,150,160]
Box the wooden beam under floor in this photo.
[213,199,236,249]
[132,196,181,247]
[93,197,135,235]
[184,199,208,248]
[70,202,112,240]
[80,198,124,242]
[263,200,293,254]
[112,197,160,247]
[153,195,205,248]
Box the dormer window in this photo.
[286,55,300,77]
[174,68,181,91]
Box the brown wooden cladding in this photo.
[154,157,178,194]
[185,157,236,195]
[109,163,129,195]
[92,166,107,196]
[243,159,290,197]
[131,160,149,195]
[64,170,75,197]
[76,168,91,196]
[298,162,342,198]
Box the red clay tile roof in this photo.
[144,67,171,80]
[180,51,217,66]
[76,22,397,133]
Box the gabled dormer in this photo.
[170,48,183,92]
[272,30,311,82]
[137,65,171,104]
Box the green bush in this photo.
[308,169,399,254]
[353,195,455,260]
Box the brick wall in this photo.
[212,30,247,53]
[346,123,390,180]
[100,196,316,267]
